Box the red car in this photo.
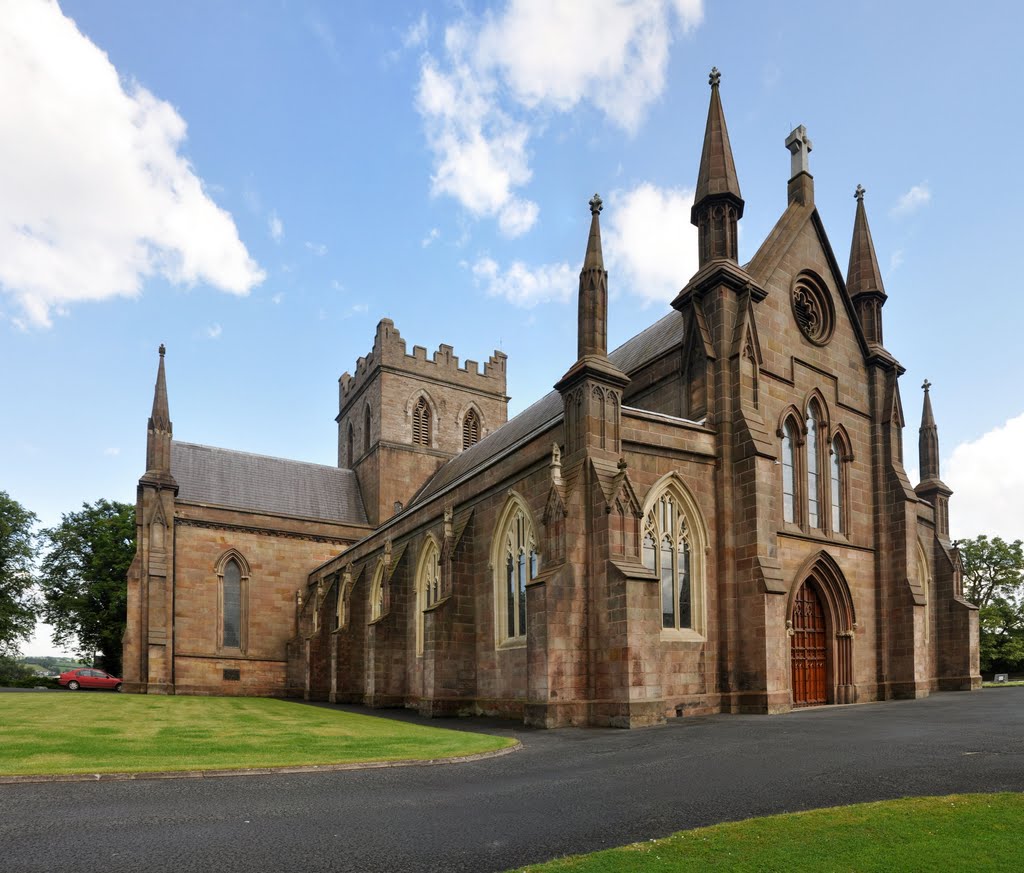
[58,668,123,692]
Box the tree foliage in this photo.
[957,535,1024,674]
[0,491,38,657]
[37,499,135,676]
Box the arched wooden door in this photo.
[791,580,827,706]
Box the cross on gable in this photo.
[785,125,813,178]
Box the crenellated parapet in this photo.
[339,319,506,415]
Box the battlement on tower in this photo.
[338,319,507,413]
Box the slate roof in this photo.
[414,310,685,503]
[171,441,369,526]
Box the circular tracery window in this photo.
[791,274,834,345]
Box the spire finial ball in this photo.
[855,184,866,202]
[709,67,721,87]
[589,193,603,215]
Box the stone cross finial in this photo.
[785,125,813,178]
[709,67,721,87]
[159,343,166,357]
[855,184,865,202]
[589,193,603,215]
[922,379,931,393]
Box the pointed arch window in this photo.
[493,500,539,645]
[782,419,798,524]
[416,539,441,655]
[363,404,372,455]
[412,397,432,447]
[216,550,249,652]
[462,408,481,450]
[830,437,843,534]
[641,481,706,637]
[346,423,354,468]
[369,562,386,622]
[643,493,693,630]
[806,404,822,530]
[223,559,242,648]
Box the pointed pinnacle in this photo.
[583,193,604,271]
[693,69,742,207]
[847,189,886,297]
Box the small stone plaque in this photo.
[994,673,1009,683]
[223,668,241,681]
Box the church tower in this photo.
[124,345,178,694]
[336,320,508,526]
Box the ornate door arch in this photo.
[788,553,858,707]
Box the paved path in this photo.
[2,691,1022,873]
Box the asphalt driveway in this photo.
[2,690,1022,873]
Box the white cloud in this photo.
[892,183,931,217]
[403,12,429,49]
[416,1,703,231]
[498,198,539,238]
[421,227,441,247]
[478,0,703,133]
[0,1,265,327]
[351,302,369,313]
[946,412,1024,541]
[471,256,574,307]
[889,249,904,272]
[205,323,222,339]
[305,241,328,256]
[268,211,283,242]
[271,292,283,304]
[605,183,697,305]
[103,447,121,457]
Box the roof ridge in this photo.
[171,440,352,473]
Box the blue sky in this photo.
[3,1,1023,656]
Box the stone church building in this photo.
[123,72,980,726]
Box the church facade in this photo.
[123,72,980,726]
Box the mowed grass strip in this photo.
[0,695,514,776]
[510,793,1024,873]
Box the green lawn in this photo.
[0,694,514,776]
[510,794,1024,873]
[983,680,1024,687]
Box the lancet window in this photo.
[494,498,539,645]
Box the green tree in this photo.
[37,499,135,676]
[0,490,38,657]
[957,535,1024,674]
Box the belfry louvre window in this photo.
[222,558,241,648]
[412,397,431,446]
[462,408,481,450]
[642,493,693,630]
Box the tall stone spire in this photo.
[916,379,952,536]
[578,193,608,359]
[146,344,173,475]
[555,195,628,460]
[846,185,887,346]
[691,67,743,266]
[918,379,940,482]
